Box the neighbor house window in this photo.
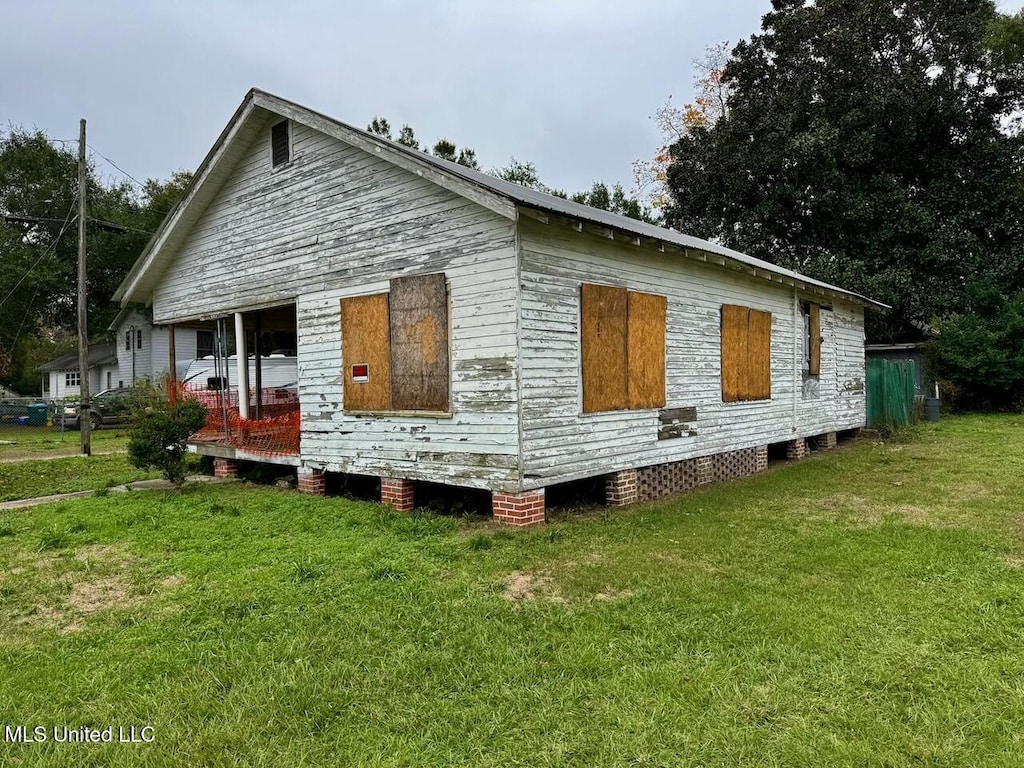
[721,304,772,402]
[196,330,214,359]
[136,329,143,350]
[65,372,80,387]
[340,273,450,413]
[125,331,131,351]
[271,120,290,167]
[580,283,667,413]
[802,302,821,376]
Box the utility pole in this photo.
[77,118,91,456]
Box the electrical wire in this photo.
[87,144,147,190]
[0,195,77,311]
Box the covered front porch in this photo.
[172,303,300,466]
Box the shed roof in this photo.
[114,89,888,310]
[38,342,117,373]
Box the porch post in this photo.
[168,324,177,404]
[234,312,250,419]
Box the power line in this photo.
[0,195,77,311]
[87,143,147,189]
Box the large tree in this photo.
[665,1,1024,342]
[0,128,191,389]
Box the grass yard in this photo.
[1,414,1023,766]
[0,426,130,461]
[0,453,160,502]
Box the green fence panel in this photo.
[866,358,917,430]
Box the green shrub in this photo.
[127,396,208,484]
[936,289,1024,411]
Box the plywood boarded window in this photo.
[390,273,450,411]
[581,284,666,413]
[721,304,772,402]
[341,274,450,413]
[341,293,391,411]
[808,303,821,376]
[627,291,667,409]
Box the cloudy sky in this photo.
[2,0,1022,197]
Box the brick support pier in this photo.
[213,458,238,478]
[755,444,769,472]
[605,469,639,506]
[381,478,415,512]
[818,431,837,450]
[298,468,326,496]
[786,438,806,460]
[492,489,545,526]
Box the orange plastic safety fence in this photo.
[171,381,300,457]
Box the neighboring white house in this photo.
[38,342,118,400]
[108,305,212,389]
[112,89,886,525]
[38,308,212,399]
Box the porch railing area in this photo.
[172,381,300,457]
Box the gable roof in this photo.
[114,88,887,310]
[38,342,117,373]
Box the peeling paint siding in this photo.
[148,121,520,490]
[517,219,866,489]
[150,122,513,321]
[297,255,520,491]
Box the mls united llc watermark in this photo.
[4,725,154,744]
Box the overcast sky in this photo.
[2,0,1023,198]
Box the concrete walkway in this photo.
[0,475,231,511]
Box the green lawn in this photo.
[0,453,160,502]
[0,426,130,460]
[1,415,1023,766]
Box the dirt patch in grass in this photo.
[160,573,187,589]
[594,587,633,602]
[804,495,953,528]
[66,575,134,616]
[502,570,562,603]
[4,543,145,635]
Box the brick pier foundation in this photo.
[213,458,238,478]
[493,490,545,526]
[381,478,415,512]
[786,438,806,460]
[298,468,326,496]
[605,469,638,506]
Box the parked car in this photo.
[56,388,135,430]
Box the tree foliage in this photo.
[368,116,653,220]
[664,0,1024,344]
[634,41,731,210]
[0,128,191,389]
[935,288,1024,410]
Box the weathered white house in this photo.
[114,89,884,525]
[107,306,212,389]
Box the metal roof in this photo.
[270,90,887,310]
[114,88,888,310]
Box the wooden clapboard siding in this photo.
[150,119,521,491]
[517,217,866,489]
